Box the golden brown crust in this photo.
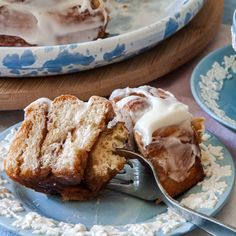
[52,94,78,103]
[0,35,33,47]
[149,156,204,197]
[5,120,33,178]
[91,0,101,9]
[5,102,48,180]
[191,117,205,143]
[59,185,99,201]
[85,122,128,192]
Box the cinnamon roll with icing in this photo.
[0,0,108,46]
[110,86,205,197]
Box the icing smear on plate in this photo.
[0,128,232,236]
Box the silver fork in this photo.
[107,148,236,236]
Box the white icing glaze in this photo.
[135,96,192,146]
[110,86,192,146]
[0,0,107,45]
[74,101,88,123]
[110,86,168,101]
[151,119,198,183]
[24,97,52,112]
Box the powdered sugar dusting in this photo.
[199,55,236,126]
[0,128,233,235]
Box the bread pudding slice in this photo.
[5,94,129,200]
[58,122,129,200]
[40,95,114,185]
[85,122,129,192]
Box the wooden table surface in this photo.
[0,2,235,236]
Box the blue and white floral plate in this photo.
[0,124,234,236]
[191,45,236,131]
[0,0,204,77]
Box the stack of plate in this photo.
[232,10,236,51]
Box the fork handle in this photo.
[166,197,236,236]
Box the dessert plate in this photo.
[0,123,235,236]
[0,0,204,77]
[191,45,236,131]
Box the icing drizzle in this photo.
[110,86,192,146]
[110,86,199,183]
